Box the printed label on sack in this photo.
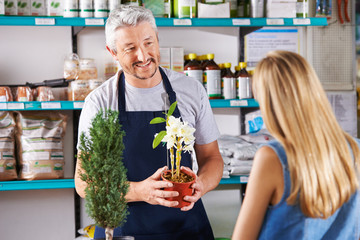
[2,152,14,160]
[0,140,14,149]
[51,152,64,160]
[23,151,50,161]
[21,137,63,150]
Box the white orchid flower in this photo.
[162,134,176,149]
[183,144,194,153]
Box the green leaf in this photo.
[54,2,60,7]
[167,101,177,117]
[51,1,54,6]
[21,2,27,7]
[149,117,166,124]
[5,1,8,6]
[32,1,36,6]
[7,2,13,7]
[17,1,20,6]
[152,130,166,149]
[35,2,41,8]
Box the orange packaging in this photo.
[0,87,13,102]
[16,86,33,102]
[35,87,55,101]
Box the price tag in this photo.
[0,103,7,109]
[293,18,311,25]
[232,19,251,26]
[240,176,249,183]
[230,100,248,107]
[7,102,24,110]
[266,18,284,25]
[73,102,84,109]
[85,18,105,26]
[35,18,55,25]
[173,19,192,26]
[41,102,61,109]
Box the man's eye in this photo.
[146,42,153,46]
[125,47,135,52]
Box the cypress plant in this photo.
[77,109,129,240]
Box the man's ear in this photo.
[106,46,118,61]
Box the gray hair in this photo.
[105,6,158,53]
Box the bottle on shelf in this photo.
[184,54,190,67]
[225,0,238,17]
[219,63,225,78]
[237,62,252,99]
[296,0,308,17]
[184,53,203,85]
[174,0,197,18]
[203,53,221,99]
[221,62,236,99]
[234,65,240,78]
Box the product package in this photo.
[47,0,63,16]
[245,109,265,134]
[0,0,4,15]
[17,0,31,15]
[170,47,184,73]
[78,58,98,80]
[0,86,13,102]
[159,47,171,69]
[0,112,17,181]
[68,79,104,101]
[5,0,18,15]
[31,0,46,15]
[34,86,55,101]
[15,86,33,102]
[64,53,80,80]
[16,111,67,180]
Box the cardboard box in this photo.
[198,2,230,18]
[5,0,17,15]
[170,47,184,73]
[266,2,296,18]
[18,0,31,15]
[160,47,171,69]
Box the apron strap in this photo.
[117,67,181,121]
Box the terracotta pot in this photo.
[161,169,196,208]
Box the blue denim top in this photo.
[258,140,360,240]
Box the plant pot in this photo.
[161,169,196,208]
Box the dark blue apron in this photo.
[94,68,214,240]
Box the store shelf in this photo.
[0,100,257,110]
[219,175,249,184]
[0,101,84,111]
[0,16,328,27]
[0,179,75,191]
[210,98,259,108]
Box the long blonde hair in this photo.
[253,50,360,218]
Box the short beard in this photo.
[131,58,158,80]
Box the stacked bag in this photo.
[0,111,67,181]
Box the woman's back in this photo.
[258,140,360,240]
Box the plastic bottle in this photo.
[203,53,221,99]
[174,0,196,18]
[234,65,240,78]
[184,53,203,85]
[222,62,236,99]
[184,54,190,67]
[225,0,238,17]
[237,62,252,99]
[296,0,308,17]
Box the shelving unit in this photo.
[0,16,328,27]
[0,99,257,110]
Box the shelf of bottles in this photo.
[0,16,328,27]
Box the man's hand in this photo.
[180,166,205,211]
[131,166,179,207]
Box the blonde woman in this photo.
[232,50,360,240]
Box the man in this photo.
[74,5,223,239]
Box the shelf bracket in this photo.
[71,26,85,54]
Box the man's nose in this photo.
[136,47,148,62]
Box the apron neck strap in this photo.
[118,67,180,118]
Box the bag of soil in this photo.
[16,111,67,180]
[0,112,17,181]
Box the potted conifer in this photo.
[150,101,196,208]
[77,109,131,240]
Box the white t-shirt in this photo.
[77,67,220,149]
